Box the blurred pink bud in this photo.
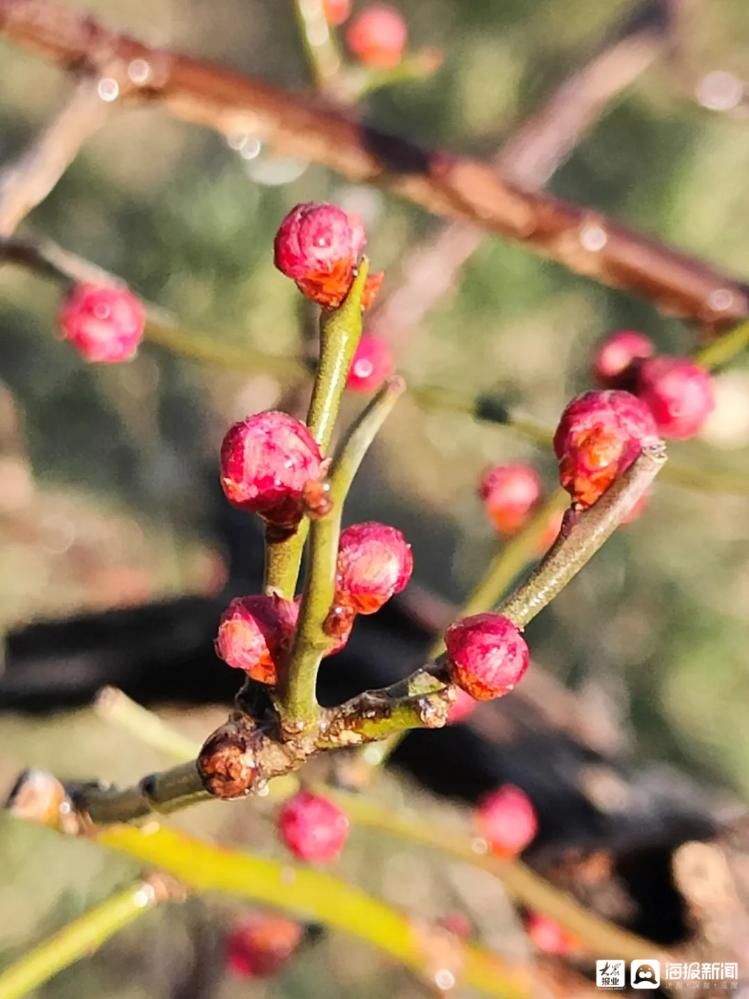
[58,283,145,363]
[346,4,408,68]
[637,355,715,440]
[478,464,542,535]
[347,334,394,392]
[278,790,350,862]
[475,784,538,857]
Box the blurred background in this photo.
[1,0,749,994]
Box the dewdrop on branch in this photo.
[58,283,145,363]
[274,202,383,309]
[444,612,529,701]
[219,411,323,529]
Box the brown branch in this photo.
[0,75,111,235]
[370,0,681,344]
[1,0,748,327]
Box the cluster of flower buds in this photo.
[226,913,304,977]
[593,329,715,440]
[58,283,145,364]
[274,202,383,310]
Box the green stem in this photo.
[500,443,667,628]
[276,376,405,735]
[94,824,530,999]
[0,876,179,999]
[94,687,200,762]
[694,319,749,370]
[293,0,343,92]
[263,260,371,600]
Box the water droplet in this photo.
[708,288,735,312]
[239,137,262,161]
[579,222,608,252]
[97,77,120,103]
[227,131,249,151]
[133,883,157,908]
[470,836,489,855]
[696,70,745,112]
[434,969,456,991]
[127,59,152,86]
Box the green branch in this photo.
[0,875,182,999]
[276,375,406,735]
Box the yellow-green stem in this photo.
[293,0,343,91]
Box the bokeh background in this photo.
[1,0,749,994]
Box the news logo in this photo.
[630,960,660,990]
[596,960,625,989]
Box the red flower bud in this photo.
[274,202,382,309]
[346,4,408,68]
[347,334,394,393]
[475,784,538,857]
[553,390,659,508]
[58,283,145,363]
[278,790,350,862]
[524,912,578,956]
[226,914,303,977]
[323,0,351,24]
[220,411,323,529]
[215,595,298,684]
[637,355,715,440]
[444,612,529,701]
[478,464,541,535]
[593,329,654,386]
[335,521,413,614]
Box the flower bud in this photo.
[475,784,538,857]
[525,912,578,955]
[227,914,303,977]
[323,0,351,24]
[274,202,382,309]
[593,329,654,386]
[58,283,145,363]
[478,464,541,535]
[278,790,350,862]
[637,355,715,440]
[446,687,477,725]
[335,521,413,614]
[215,595,298,684]
[220,411,323,529]
[346,5,408,68]
[553,390,658,508]
[347,334,394,393]
[444,612,529,701]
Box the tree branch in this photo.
[1,0,748,327]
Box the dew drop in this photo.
[696,70,744,112]
[434,969,456,991]
[708,288,735,312]
[239,137,262,161]
[470,836,489,855]
[127,59,152,86]
[133,883,157,908]
[97,77,120,103]
[579,222,608,252]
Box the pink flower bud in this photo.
[323,0,351,25]
[278,790,349,862]
[475,784,538,857]
[226,914,303,977]
[220,411,323,529]
[446,687,477,725]
[525,912,578,955]
[346,4,408,68]
[215,595,298,684]
[58,283,145,363]
[444,612,529,701]
[593,329,654,385]
[637,355,715,440]
[478,464,542,535]
[274,202,382,310]
[553,390,659,508]
[335,521,413,614]
[347,334,394,393]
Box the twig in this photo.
[94,686,200,762]
[276,374,405,734]
[2,0,748,326]
[369,0,679,346]
[292,0,343,92]
[0,76,111,236]
[0,875,183,999]
[263,260,370,601]
[499,443,667,627]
